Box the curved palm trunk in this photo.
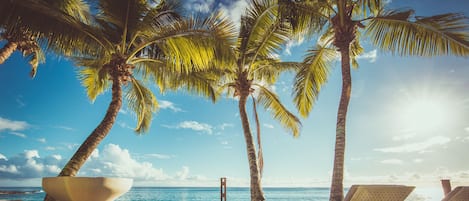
[44,74,123,201]
[329,45,352,201]
[239,95,265,201]
[0,41,18,64]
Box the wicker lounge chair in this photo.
[442,186,469,201]
[344,185,415,201]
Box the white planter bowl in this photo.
[42,177,133,201]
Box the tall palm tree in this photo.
[0,0,91,77]
[218,0,302,200]
[279,0,469,200]
[26,0,234,200]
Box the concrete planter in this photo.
[42,177,133,201]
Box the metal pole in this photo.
[220,177,227,201]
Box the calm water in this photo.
[0,187,442,201]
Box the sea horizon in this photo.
[0,186,445,201]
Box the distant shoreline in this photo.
[0,190,42,195]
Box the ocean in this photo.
[0,187,443,201]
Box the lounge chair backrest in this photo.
[344,185,415,201]
[442,186,469,201]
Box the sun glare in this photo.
[399,97,452,132]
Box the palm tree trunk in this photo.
[329,46,352,201]
[0,41,18,64]
[44,74,123,201]
[239,95,265,201]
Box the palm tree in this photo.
[218,0,302,200]
[51,0,234,177]
[26,0,234,200]
[279,0,469,200]
[0,0,91,77]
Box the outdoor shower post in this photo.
[220,177,227,201]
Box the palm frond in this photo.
[250,58,301,84]
[353,0,383,17]
[77,67,110,102]
[129,13,236,73]
[98,0,146,33]
[132,58,169,92]
[126,78,158,133]
[3,0,107,54]
[366,10,469,56]
[202,12,237,68]
[21,42,45,78]
[277,0,329,39]
[255,84,301,137]
[251,95,263,177]
[216,82,237,98]
[56,0,92,23]
[239,0,292,67]
[350,31,364,69]
[166,70,223,102]
[293,44,335,117]
[131,1,180,50]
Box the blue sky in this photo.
[0,0,469,192]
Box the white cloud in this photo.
[0,153,7,161]
[90,149,99,159]
[0,150,61,179]
[117,121,133,130]
[374,136,451,153]
[51,155,62,161]
[218,0,249,29]
[0,117,29,132]
[392,133,416,141]
[184,0,215,13]
[356,49,377,63]
[45,146,56,151]
[10,132,27,138]
[219,123,234,130]
[221,141,229,145]
[381,159,403,165]
[79,144,168,181]
[65,143,79,150]
[263,124,274,129]
[176,121,213,134]
[465,127,469,133]
[54,126,74,131]
[24,150,40,159]
[159,100,184,112]
[413,158,423,163]
[0,165,18,174]
[252,80,277,98]
[284,37,304,55]
[45,165,61,174]
[176,166,190,180]
[37,138,46,143]
[145,154,172,159]
[119,109,128,115]
[0,145,211,186]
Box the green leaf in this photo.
[366,10,469,56]
[293,44,335,117]
[77,67,110,102]
[126,78,158,133]
[255,84,301,137]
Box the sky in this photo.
[0,0,469,192]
